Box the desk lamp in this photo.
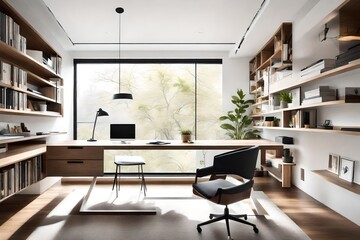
[88,108,109,142]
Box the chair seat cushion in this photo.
[193,179,236,199]
[115,156,145,165]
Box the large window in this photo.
[74,59,222,173]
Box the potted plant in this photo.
[279,91,292,108]
[219,89,260,139]
[180,129,192,143]
[273,117,280,127]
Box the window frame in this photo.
[73,58,222,140]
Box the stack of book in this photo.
[302,86,336,105]
[335,43,360,67]
[300,59,336,79]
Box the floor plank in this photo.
[254,176,360,240]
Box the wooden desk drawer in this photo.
[47,159,103,176]
[47,146,103,160]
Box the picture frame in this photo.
[339,158,355,182]
[327,153,340,174]
[289,87,301,107]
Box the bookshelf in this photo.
[0,0,63,117]
[249,23,292,122]
[0,135,48,201]
[250,57,360,133]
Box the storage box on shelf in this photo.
[0,0,63,117]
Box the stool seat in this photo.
[115,156,145,165]
[112,155,147,198]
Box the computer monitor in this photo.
[110,124,136,142]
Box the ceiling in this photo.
[33,0,318,57]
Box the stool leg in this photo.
[140,164,147,196]
[112,164,118,191]
[117,165,121,197]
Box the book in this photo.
[302,95,336,105]
[0,143,7,153]
[301,59,336,72]
[304,87,335,99]
[300,59,336,78]
[301,109,317,128]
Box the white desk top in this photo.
[47,139,283,150]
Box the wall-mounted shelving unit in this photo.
[0,135,48,201]
[249,22,292,121]
[250,57,360,135]
[0,0,63,117]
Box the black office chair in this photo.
[192,146,259,239]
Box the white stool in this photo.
[112,156,147,197]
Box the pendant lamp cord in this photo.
[118,9,121,93]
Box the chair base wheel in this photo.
[197,226,202,233]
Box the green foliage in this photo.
[279,91,292,103]
[219,89,261,139]
[180,129,192,135]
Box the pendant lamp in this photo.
[113,7,133,100]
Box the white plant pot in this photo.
[280,101,288,109]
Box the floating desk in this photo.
[46,139,284,177]
[46,139,284,213]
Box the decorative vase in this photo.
[283,156,294,163]
[181,134,191,143]
[280,101,288,109]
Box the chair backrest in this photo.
[212,146,259,179]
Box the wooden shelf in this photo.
[0,41,59,79]
[0,108,61,117]
[252,100,269,107]
[269,60,360,94]
[0,143,46,168]
[251,86,263,94]
[313,170,360,195]
[0,135,48,145]
[254,126,360,136]
[262,164,282,182]
[27,72,58,88]
[261,100,346,115]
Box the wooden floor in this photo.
[0,176,359,240]
[254,176,360,240]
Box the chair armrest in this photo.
[216,179,254,195]
[194,166,214,183]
